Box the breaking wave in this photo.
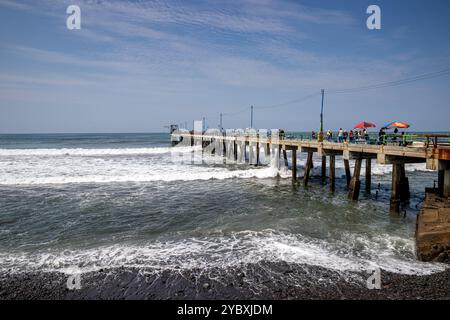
[0,230,445,276]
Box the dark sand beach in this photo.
[1,261,449,300]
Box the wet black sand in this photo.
[1,261,449,300]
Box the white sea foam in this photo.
[0,146,434,186]
[0,146,292,185]
[0,166,284,185]
[0,230,445,275]
[0,146,197,157]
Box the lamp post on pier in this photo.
[318,89,325,142]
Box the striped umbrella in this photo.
[382,121,410,129]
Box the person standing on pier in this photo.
[393,127,399,144]
[378,128,386,145]
[363,129,369,142]
[338,128,343,142]
[401,132,406,146]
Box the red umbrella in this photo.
[354,121,376,129]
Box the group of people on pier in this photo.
[310,128,408,146]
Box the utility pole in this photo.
[318,89,325,142]
[250,105,254,129]
[219,113,223,131]
[202,117,206,132]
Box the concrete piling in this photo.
[292,148,297,181]
[348,158,362,200]
[329,155,335,192]
[344,159,351,187]
[365,158,372,193]
[438,160,450,198]
[390,163,403,213]
[304,152,314,187]
[321,156,326,184]
[283,148,289,168]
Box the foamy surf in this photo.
[0,146,197,157]
[0,146,293,185]
[0,146,433,186]
[0,230,445,276]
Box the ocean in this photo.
[0,132,447,285]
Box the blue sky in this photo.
[0,0,449,133]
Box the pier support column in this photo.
[256,142,260,166]
[390,163,403,213]
[390,162,411,213]
[344,159,351,187]
[292,148,297,181]
[222,139,226,164]
[365,158,372,193]
[444,170,450,198]
[438,160,450,198]
[249,141,257,166]
[399,165,410,201]
[283,148,289,168]
[265,143,270,163]
[321,156,326,184]
[329,155,335,192]
[304,152,314,187]
[245,141,249,163]
[348,158,362,200]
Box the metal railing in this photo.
[284,132,450,148]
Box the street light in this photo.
[318,89,324,142]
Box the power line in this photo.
[191,66,450,128]
[328,67,450,94]
[254,92,321,109]
[222,106,248,117]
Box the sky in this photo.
[0,0,450,133]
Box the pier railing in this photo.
[285,132,450,148]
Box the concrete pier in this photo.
[174,131,450,263]
[416,192,450,263]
